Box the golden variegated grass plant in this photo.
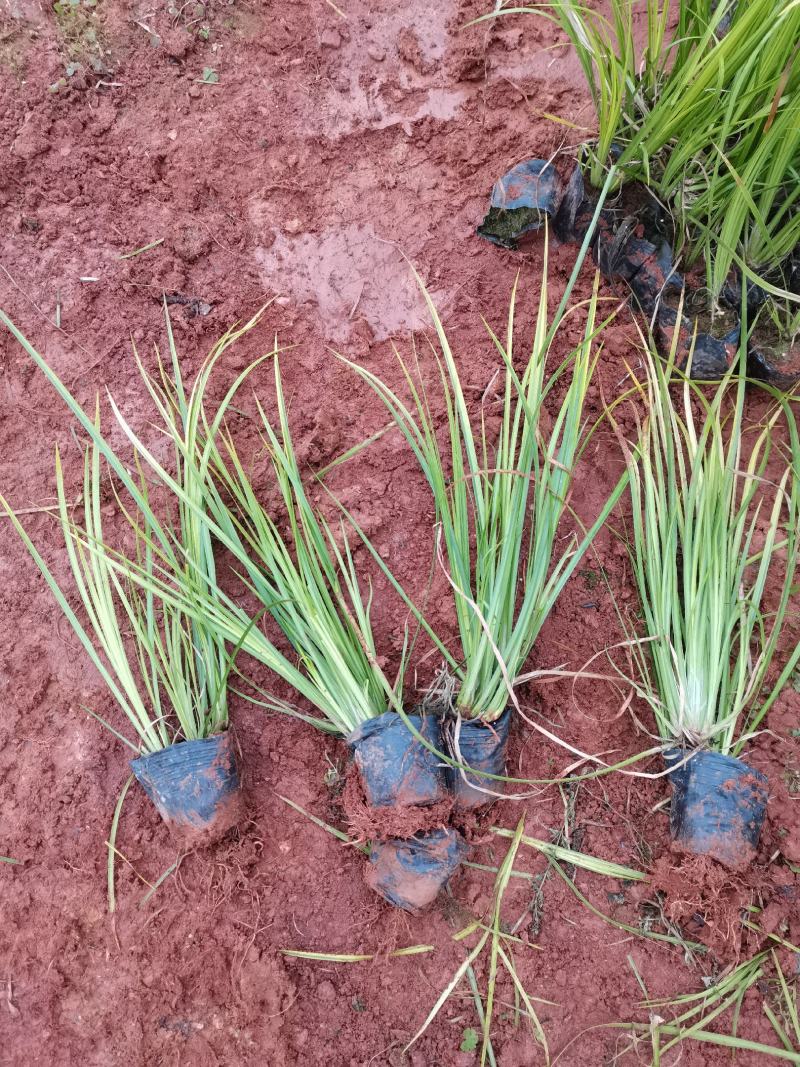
[0,311,232,753]
[615,340,800,754]
[342,236,628,722]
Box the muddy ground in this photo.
[1,2,799,1065]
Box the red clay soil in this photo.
[1,2,799,1065]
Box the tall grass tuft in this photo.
[0,312,233,753]
[614,338,800,754]
[342,238,627,721]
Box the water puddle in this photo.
[293,0,466,138]
[255,222,445,342]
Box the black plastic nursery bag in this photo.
[131,731,244,846]
[445,708,512,811]
[665,748,768,870]
[747,342,800,392]
[366,827,469,912]
[477,160,563,249]
[349,712,446,808]
[655,305,740,379]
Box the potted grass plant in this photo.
[1,306,467,909]
[614,333,800,870]
[476,0,800,383]
[342,240,628,810]
[0,327,244,847]
[93,311,468,910]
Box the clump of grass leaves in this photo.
[480,1,800,300]
[558,947,800,1065]
[40,306,424,739]
[613,336,800,754]
[342,234,627,721]
[0,311,233,754]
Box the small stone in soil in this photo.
[317,979,336,1003]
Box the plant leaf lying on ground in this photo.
[553,947,800,1065]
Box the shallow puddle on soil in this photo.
[304,79,467,139]
[357,0,450,65]
[294,0,466,137]
[255,222,445,341]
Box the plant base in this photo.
[131,731,244,847]
[365,828,468,912]
[445,709,512,811]
[348,712,446,808]
[665,748,768,870]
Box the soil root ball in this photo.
[665,748,768,871]
[130,731,244,847]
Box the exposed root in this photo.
[342,767,453,842]
[647,854,766,958]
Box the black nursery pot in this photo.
[131,731,244,847]
[654,304,741,379]
[664,748,768,871]
[747,338,800,391]
[476,159,563,249]
[348,712,446,809]
[445,709,512,811]
[366,828,469,912]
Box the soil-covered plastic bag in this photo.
[655,305,740,379]
[131,731,244,846]
[720,272,769,316]
[365,827,468,911]
[665,748,768,870]
[445,709,512,810]
[477,160,563,249]
[747,340,800,391]
[627,241,683,314]
[553,165,595,243]
[348,712,446,808]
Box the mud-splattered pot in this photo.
[131,731,244,847]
